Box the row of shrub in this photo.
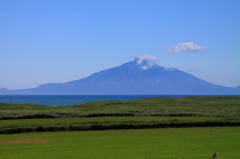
[0,112,136,120]
[1,120,240,134]
[2,111,226,120]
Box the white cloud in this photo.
[165,42,207,53]
[136,54,157,70]
[136,54,157,64]
[141,66,149,70]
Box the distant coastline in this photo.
[0,95,240,107]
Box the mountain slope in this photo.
[1,58,239,95]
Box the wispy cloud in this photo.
[136,54,157,70]
[165,42,207,53]
[136,54,157,64]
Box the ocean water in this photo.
[0,95,166,106]
[0,95,239,107]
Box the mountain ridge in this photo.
[1,58,239,95]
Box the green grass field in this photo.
[0,127,239,159]
[1,96,240,134]
[0,96,240,158]
[1,116,240,134]
[1,96,240,119]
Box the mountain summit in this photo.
[1,57,239,95]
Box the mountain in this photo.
[1,58,239,95]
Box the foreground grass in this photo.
[1,97,239,158]
[0,127,239,159]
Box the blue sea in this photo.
[0,95,239,107]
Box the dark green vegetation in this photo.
[1,97,240,158]
[0,127,239,159]
[0,96,240,134]
[1,96,240,118]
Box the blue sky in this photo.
[1,0,240,90]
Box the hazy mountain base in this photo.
[1,58,240,95]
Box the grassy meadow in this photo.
[0,127,239,159]
[0,96,240,134]
[1,96,240,119]
[0,96,240,158]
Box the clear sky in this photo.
[1,0,240,90]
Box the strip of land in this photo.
[0,96,239,134]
